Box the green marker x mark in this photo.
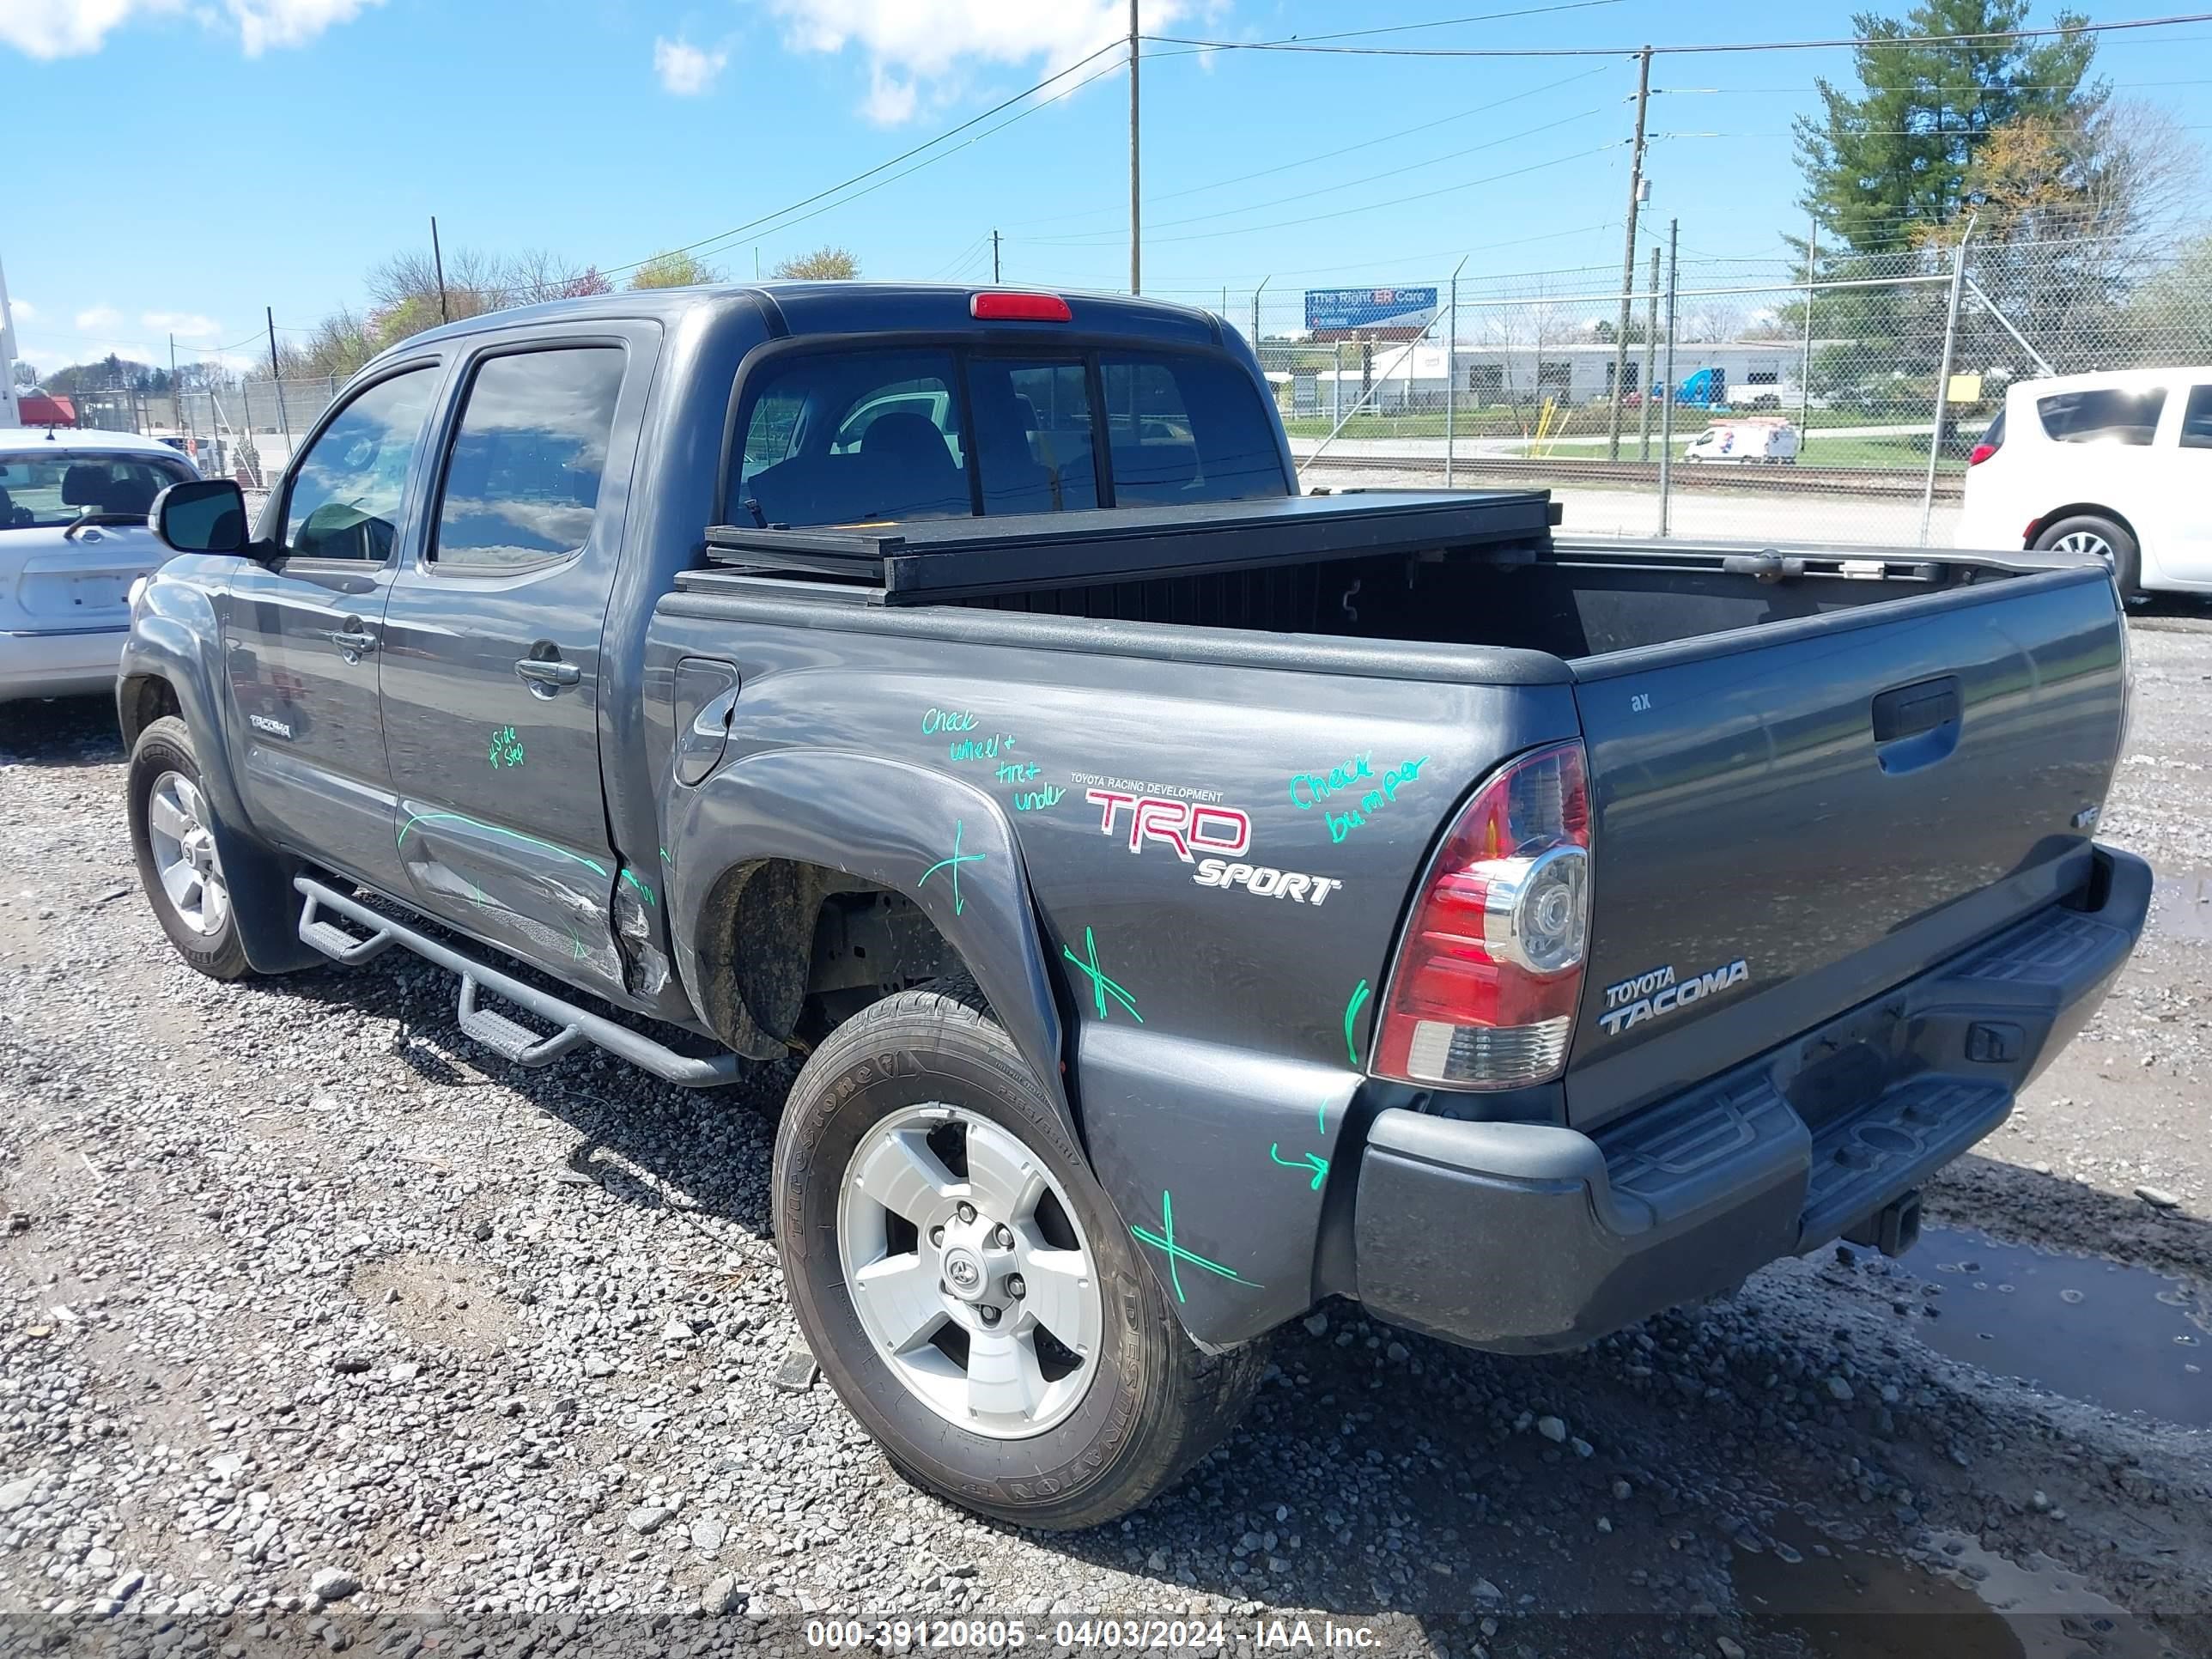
[1269,1143,1330,1192]
[1129,1189,1255,1304]
[918,819,986,916]
[1062,926,1141,1023]
[1343,978,1372,1068]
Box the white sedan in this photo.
[1955,365,2212,602]
[0,427,199,702]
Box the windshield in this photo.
[0,452,193,530]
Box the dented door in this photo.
[375,330,655,996]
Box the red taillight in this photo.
[1374,742,1592,1091]
[1967,442,1997,466]
[969,291,1072,322]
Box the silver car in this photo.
[0,427,198,702]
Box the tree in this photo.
[507,248,614,303]
[629,250,720,290]
[1796,1,2100,253]
[298,308,380,380]
[769,246,860,281]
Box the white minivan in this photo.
[1955,366,2212,602]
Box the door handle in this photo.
[324,626,377,656]
[514,657,581,689]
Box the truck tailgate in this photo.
[1564,566,2125,1130]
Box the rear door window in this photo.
[2035,386,2166,446]
[431,346,627,572]
[1100,354,1283,505]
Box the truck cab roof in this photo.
[378,281,1228,369]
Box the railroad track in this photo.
[1297,451,1962,499]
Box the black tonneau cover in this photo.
[699,489,1559,605]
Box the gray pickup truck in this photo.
[121,283,2147,1528]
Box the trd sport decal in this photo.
[1194,860,1342,905]
[1598,957,1750,1036]
[1087,789,1250,861]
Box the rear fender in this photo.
[664,750,1074,1140]
[118,584,322,974]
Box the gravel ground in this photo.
[1,614,2209,1659]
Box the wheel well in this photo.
[2026,503,2136,550]
[691,857,963,1060]
[118,676,182,747]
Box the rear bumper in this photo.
[0,626,127,702]
[1351,843,2150,1354]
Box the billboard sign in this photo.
[1304,286,1439,337]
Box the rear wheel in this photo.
[127,715,254,981]
[2033,514,2141,605]
[773,986,1265,1528]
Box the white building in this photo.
[1291,339,1814,416]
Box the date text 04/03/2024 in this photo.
[802,1620,1383,1650]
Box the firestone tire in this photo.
[126,715,255,981]
[772,986,1266,1529]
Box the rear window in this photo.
[2035,386,2166,446]
[0,452,191,530]
[731,345,1282,528]
[1099,353,1284,506]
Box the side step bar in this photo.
[294,877,740,1089]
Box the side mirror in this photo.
[152,478,250,555]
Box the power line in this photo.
[1098,221,1621,289]
[1142,0,1625,59]
[714,54,1128,264]
[1008,63,1612,230]
[1142,11,2212,60]
[1028,103,1616,245]
[1136,144,1621,246]
[602,37,1125,278]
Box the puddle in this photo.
[1845,1227,2210,1425]
[2149,868,2212,940]
[1735,1516,2167,1659]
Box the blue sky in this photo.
[5,0,2209,374]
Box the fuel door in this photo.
[673,657,741,786]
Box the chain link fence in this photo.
[1243,232,2212,547]
[71,378,343,488]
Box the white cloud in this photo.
[8,299,34,321]
[653,34,727,95]
[75,305,124,331]
[143,310,221,337]
[0,0,375,59]
[757,0,1186,125]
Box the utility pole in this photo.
[992,228,1001,283]
[1251,275,1269,354]
[1638,244,1659,460]
[1798,216,1819,456]
[1446,253,1467,487]
[266,307,292,451]
[0,250,21,428]
[1127,0,1141,295]
[430,216,450,324]
[169,333,182,448]
[1606,46,1653,460]
[1657,219,1678,538]
[1921,214,1976,547]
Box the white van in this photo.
[1956,366,2212,601]
[1682,419,1800,465]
